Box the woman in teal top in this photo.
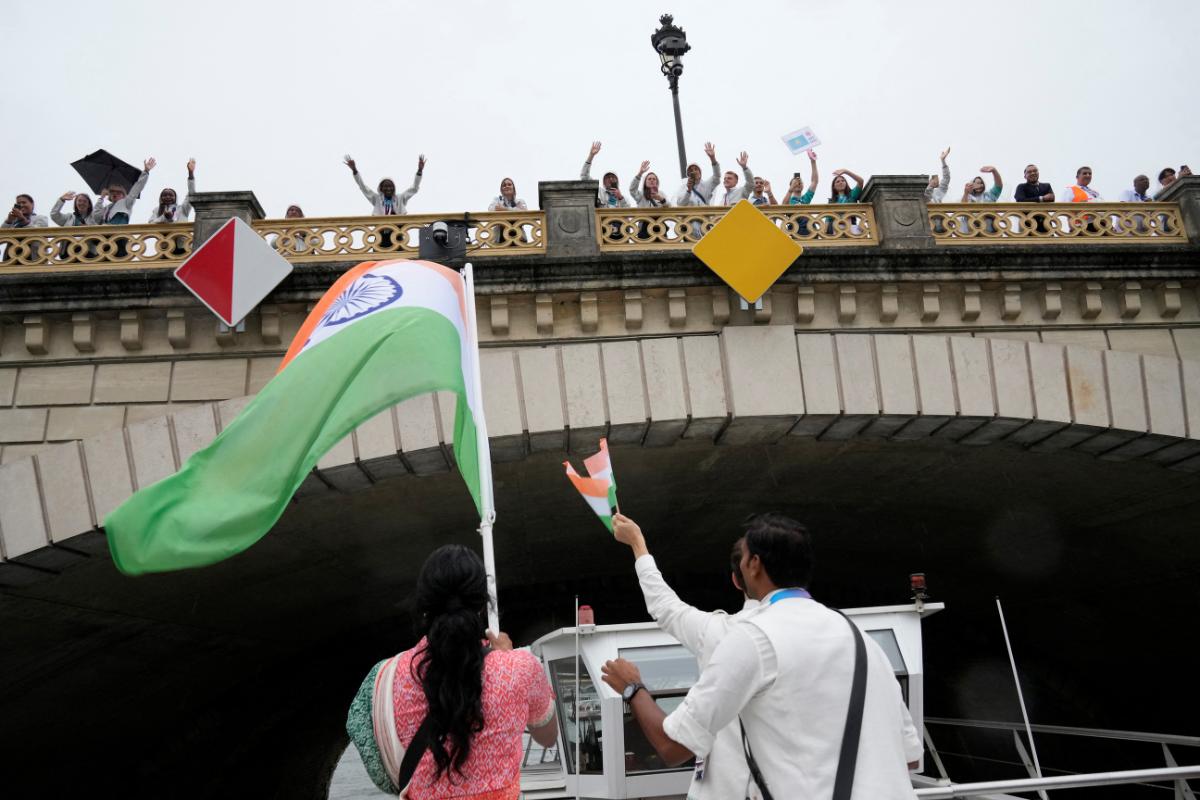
[823,168,865,238]
[828,169,864,203]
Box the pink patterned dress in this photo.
[392,639,555,799]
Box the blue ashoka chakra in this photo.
[320,274,404,327]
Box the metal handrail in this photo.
[925,717,1200,748]
[914,764,1200,798]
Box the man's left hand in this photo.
[601,658,642,694]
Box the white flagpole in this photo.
[462,262,500,633]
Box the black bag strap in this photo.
[740,716,776,800]
[397,714,434,794]
[832,610,868,800]
[739,609,869,800]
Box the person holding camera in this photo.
[3,194,48,229]
[923,147,952,204]
[630,161,670,208]
[581,141,630,209]
[675,142,721,206]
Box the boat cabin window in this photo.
[548,657,603,774]
[617,644,698,775]
[866,628,909,703]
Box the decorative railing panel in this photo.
[596,204,878,250]
[928,203,1187,244]
[0,223,193,270]
[251,211,545,261]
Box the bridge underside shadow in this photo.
[2,435,1198,798]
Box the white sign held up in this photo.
[781,126,821,155]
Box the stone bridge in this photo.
[2,177,1200,797]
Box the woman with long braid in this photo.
[347,545,557,798]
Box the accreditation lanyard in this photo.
[767,588,811,604]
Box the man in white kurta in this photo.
[612,512,760,800]
[603,514,921,800]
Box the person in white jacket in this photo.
[148,159,196,223]
[344,154,424,215]
[610,512,762,800]
[95,158,155,225]
[675,142,721,206]
[711,151,755,206]
[581,141,631,209]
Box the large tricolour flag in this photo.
[105,259,486,575]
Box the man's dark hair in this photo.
[729,535,746,591]
[742,513,813,588]
[16,193,33,205]
[1159,167,1176,183]
[1076,166,1091,177]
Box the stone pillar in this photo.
[1158,175,1200,244]
[861,175,935,250]
[189,192,266,248]
[537,180,599,258]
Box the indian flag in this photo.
[105,259,487,575]
[564,438,619,532]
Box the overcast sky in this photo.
[3,0,1197,219]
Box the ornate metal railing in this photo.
[251,211,545,261]
[595,204,878,250]
[0,223,193,271]
[928,202,1187,244]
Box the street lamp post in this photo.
[650,14,691,179]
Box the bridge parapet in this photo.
[1,176,1198,271]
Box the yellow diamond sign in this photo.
[692,199,803,303]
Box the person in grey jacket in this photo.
[50,191,97,226]
[344,154,424,215]
[629,161,670,208]
[675,142,721,206]
[924,147,951,203]
[711,151,755,206]
[148,159,196,223]
[5,194,49,228]
[95,158,155,224]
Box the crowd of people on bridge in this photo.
[2,146,1194,233]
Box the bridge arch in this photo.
[2,330,1199,566]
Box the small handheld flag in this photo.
[564,438,619,532]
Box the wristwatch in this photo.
[621,682,646,702]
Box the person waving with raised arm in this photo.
[610,513,761,800]
[148,159,197,223]
[962,166,1003,202]
[96,158,155,225]
[676,141,721,206]
[581,141,630,209]
[829,168,864,203]
[345,153,424,216]
[924,147,951,203]
[712,151,755,206]
[630,161,669,208]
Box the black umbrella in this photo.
[71,149,142,195]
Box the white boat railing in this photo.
[914,764,1200,798]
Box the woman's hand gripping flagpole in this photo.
[463,262,500,634]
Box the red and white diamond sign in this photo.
[174,217,293,326]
